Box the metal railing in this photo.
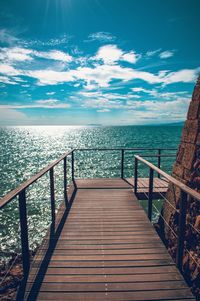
[0,147,177,298]
[134,154,200,272]
[0,149,74,296]
[74,147,176,179]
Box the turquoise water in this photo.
[0,125,182,263]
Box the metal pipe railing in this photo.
[73,147,176,180]
[0,149,74,299]
[134,154,200,272]
[0,150,74,209]
[0,147,177,297]
[134,155,200,202]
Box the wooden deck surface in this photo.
[76,177,168,199]
[25,178,195,301]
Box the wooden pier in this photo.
[24,178,195,300]
[0,148,199,301]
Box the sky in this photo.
[0,0,200,125]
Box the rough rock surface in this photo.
[158,76,200,297]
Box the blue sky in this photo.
[0,0,199,125]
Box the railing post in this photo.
[50,167,56,223]
[176,190,187,271]
[121,149,124,179]
[71,151,75,183]
[18,189,30,277]
[71,151,77,189]
[134,157,138,195]
[148,168,154,221]
[63,157,68,206]
[157,149,161,178]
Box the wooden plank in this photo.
[30,265,178,275]
[27,280,188,292]
[43,243,165,250]
[32,272,183,282]
[36,254,172,261]
[37,290,195,301]
[33,259,176,268]
[49,248,168,255]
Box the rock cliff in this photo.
[158,76,200,296]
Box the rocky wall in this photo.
[158,76,200,297]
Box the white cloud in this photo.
[46,92,56,95]
[132,87,150,93]
[131,87,189,99]
[0,75,17,85]
[27,34,71,47]
[75,64,161,88]
[0,43,199,89]
[87,32,116,42]
[94,45,140,65]
[22,64,200,88]
[122,51,139,64]
[159,50,174,59]
[80,91,127,101]
[34,50,73,62]
[25,69,75,85]
[0,99,70,109]
[0,47,73,64]
[95,45,123,64]
[126,97,190,113]
[0,47,33,62]
[146,49,174,59]
[163,68,200,84]
[80,91,190,122]
[35,99,59,105]
[0,64,21,76]
[84,83,98,90]
[82,98,122,109]
[77,86,190,121]
[146,49,161,57]
[97,109,110,112]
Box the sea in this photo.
[0,125,183,264]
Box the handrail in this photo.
[74,147,176,179]
[134,155,200,202]
[134,154,200,273]
[0,146,177,298]
[0,146,179,301]
[75,147,177,151]
[0,148,75,300]
[0,150,74,209]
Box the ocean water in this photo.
[0,125,182,263]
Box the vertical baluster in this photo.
[63,157,68,206]
[18,189,30,277]
[148,168,154,221]
[121,149,124,179]
[50,167,55,223]
[157,149,161,178]
[71,151,75,183]
[71,151,77,189]
[134,157,138,195]
[176,190,187,271]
